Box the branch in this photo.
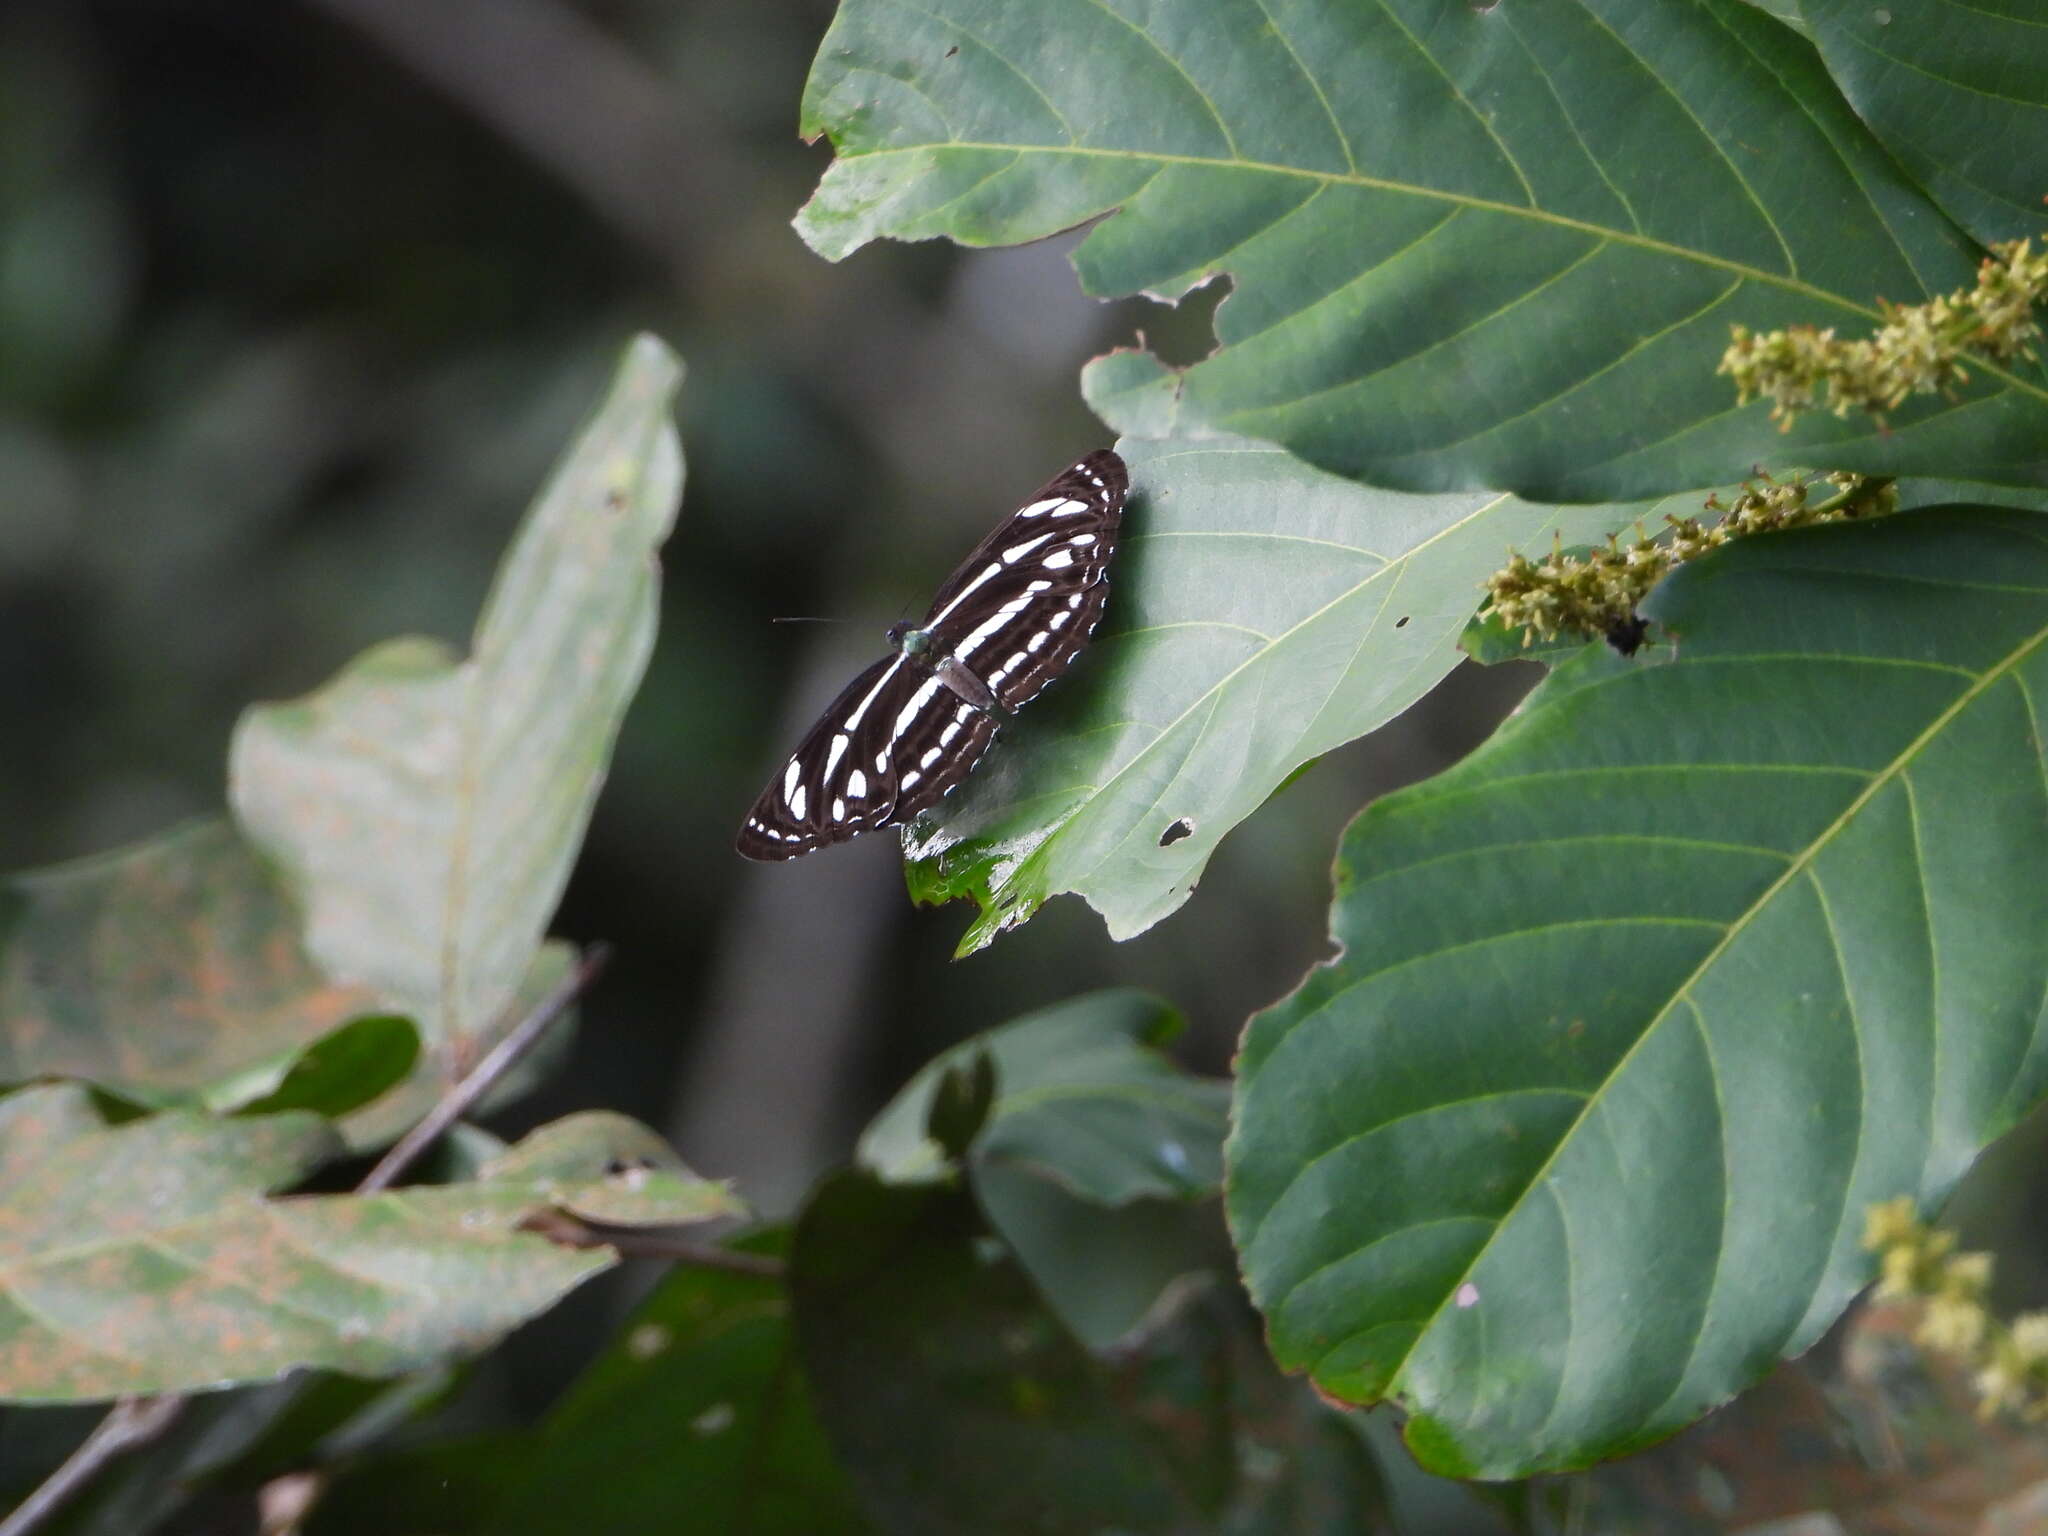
[0,1398,182,1536]
[0,941,614,1536]
[359,942,612,1193]
[519,1208,786,1278]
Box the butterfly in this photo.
[737,449,1127,860]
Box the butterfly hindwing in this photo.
[737,449,1124,861]
[736,657,903,860]
[735,656,1002,860]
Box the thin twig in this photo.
[611,1237,785,1279]
[602,1236,786,1277]
[0,1397,181,1536]
[0,942,615,1536]
[520,1208,786,1278]
[359,942,613,1193]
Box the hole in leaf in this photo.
[1395,615,1409,628]
[1107,273,1232,368]
[1159,817,1194,847]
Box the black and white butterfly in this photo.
[737,449,1127,861]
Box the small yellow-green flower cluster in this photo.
[1721,238,2048,430]
[1863,1195,2048,1420]
[1482,472,1896,647]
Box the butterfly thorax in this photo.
[887,620,932,657]
[888,620,999,714]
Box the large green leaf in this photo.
[0,819,384,1105]
[799,0,2047,501]
[1801,0,2048,247]
[906,427,1686,949]
[229,336,683,1081]
[1227,505,2048,1478]
[0,1090,735,1402]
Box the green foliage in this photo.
[13,0,2048,1528]
[1230,505,2048,1477]
[1800,0,2048,246]
[316,1230,880,1536]
[794,12,2048,1489]
[798,0,2048,502]
[903,433,1662,949]
[289,990,1378,1535]
[792,1169,1193,1533]
[0,1086,734,1401]
[860,989,1224,1201]
[229,1015,419,1121]
[862,991,1231,1348]
[0,820,385,1108]
[0,342,726,1530]
[229,336,684,1136]
[790,1172,1388,1535]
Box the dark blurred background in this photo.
[0,0,1547,1426]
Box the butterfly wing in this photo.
[735,654,998,860]
[918,449,1126,712]
[736,449,1124,862]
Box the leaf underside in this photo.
[0,1091,734,1402]
[0,820,384,1105]
[906,433,1702,950]
[229,336,683,1092]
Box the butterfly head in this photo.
[888,621,935,660]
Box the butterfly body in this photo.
[737,449,1126,861]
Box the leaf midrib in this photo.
[1056,470,1513,892]
[1380,611,2048,1394]
[831,141,2037,398]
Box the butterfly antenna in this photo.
[769,615,845,625]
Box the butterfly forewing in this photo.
[920,450,1124,712]
[736,658,903,860]
[737,449,1124,860]
[736,655,1001,860]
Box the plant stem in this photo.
[360,942,612,1193]
[0,1397,181,1536]
[520,1209,786,1278]
[0,941,614,1536]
